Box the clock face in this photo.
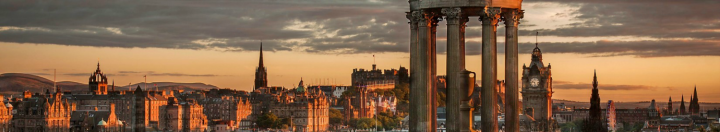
[530,78,539,87]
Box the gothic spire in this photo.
[259,42,264,68]
[592,69,598,89]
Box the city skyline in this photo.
[2,0,720,103]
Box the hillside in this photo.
[0,73,219,94]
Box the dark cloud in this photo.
[522,0,720,40]
[553,81,657,90]
[0,0,717,57]
[64,73,127,76]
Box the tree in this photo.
[257,112,280,129]
[329,108,344,126]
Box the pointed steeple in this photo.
[254,42,268,90]
[259,42,264,68]
[592,69,598,89]
[680,94,686,114]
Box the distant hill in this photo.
[0,73,219,95]
[0,73,86,94]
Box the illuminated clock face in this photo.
[530,78,540,87]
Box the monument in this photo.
[406,0,524,131]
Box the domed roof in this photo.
[531,44,542,59]
[117,120,123,125]
[5,103,11,107]
[98,118,107,126]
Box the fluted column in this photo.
[430,15,439,132]
[504,9,523,132]
[442,7,464,132]
[409,10,434,132]
[480,8,501,132]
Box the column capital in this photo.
[503,9,524,27]
[441,8,462,23]
[480,8,502,26]
[413,10,436,27]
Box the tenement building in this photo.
[69,104,124,132]
[343,87,376,122]
[160,97,208,132]
[201,95,252,129]
[11,88,73,132]
[0,95,12,131]
[520,44,558,131]
[251,78,330,131]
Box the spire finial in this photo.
[535,31,539,47]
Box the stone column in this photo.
[480,8,501,132]
[430,15,439,132]
[442,7,463,132]
[409,10,434,132]
[504,9,522,132]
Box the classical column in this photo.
[504,9,522,132]
[480,8,501,132]
[410,10,434,132]
[430,15,439,132]
[442,7,463,132]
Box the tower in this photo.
[584,70,607,132]
[254,42,268,90]
[521,44,553,121]
[89,62,108,95]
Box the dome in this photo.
[117,120,123,125]
[5,103,11,108]
[98,119,107,126]
[531,44,542,59]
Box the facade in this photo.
[250,78,330,131]
[343,87,376,122]
[0,95,12,132]
[520,44,558,131]
[201,95,252,129]
[69,104,124,132]
[160,97,208,132]
[376,95,397,113]
[11,88,73,132]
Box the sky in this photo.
[0,0,719,102]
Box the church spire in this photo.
[254,41,268,90]
[259,42,264,68]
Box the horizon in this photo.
[1,0,719,103]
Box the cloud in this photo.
[64,73,127,76]
[553,80,659,90]
[517,40,720,57]
[147,73,221,77]
[118,71,146,74]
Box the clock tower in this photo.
[521,44,553,121]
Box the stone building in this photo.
[250,78,330,131]
[201,95,252,129]
[160,97,208,132]
[351,64,408,90]
[520,44,558,131]
[376,95,397,113]
[11,88,73,132]
[343,87,376,122]
[69,104,124,132]
[0,95,12,132]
